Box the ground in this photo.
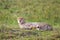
[0,0,60,40]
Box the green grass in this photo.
[0,0,60,40]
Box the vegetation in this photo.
[0,0,60,40]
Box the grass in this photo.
[0,0,60,40]
[0,26,60,40]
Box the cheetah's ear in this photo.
[17,17,24,19]
[17,17,22,20]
